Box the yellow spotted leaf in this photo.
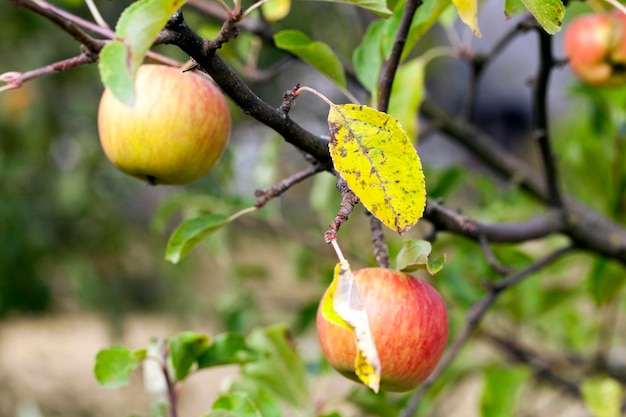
[328,104,426,235]
[320,260,381,392]
[451,0,482,37]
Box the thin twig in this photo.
[12,0,104,52]
[400,245,572,417]
[255,164,325,208]
[1,53,96,92]
[478,234,511,276]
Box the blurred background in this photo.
[1,0,625,416]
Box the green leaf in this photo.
[274,30,346,89]
[396,240,431,272]
[168,331,210,381]
[388,58,425,142]
[382,0,451,60]
[504,0,526,18]
[99,0,187,106]
[427,253,446,275]
[314,0,391,17]
[242,325,311,410]
[587,258,626,305]
[213,392,263,417]
[348,388,402,417]
[202,411,241,417]
[353,2,449,96]
[226,379,282,417]
[94,346,140,388]
[480,366,529,417]
[197,332,260,368]
[165,206,257,263]
[581,377,622,417]
[519,0,564,34]
[395,239,444,274]
[352,19,386,95]
[98,41,136,106]
[165,214,229,263]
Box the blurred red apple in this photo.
[98,64,231,185]
[316,267,448,392]
[564,12,626,87]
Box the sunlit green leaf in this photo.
[582,377,622,417]
[168,331,210,381]
[165,214,230,264]
[353,19,385,96]
[197,332,260,368]
[99,0,187,105]
[504,0,525,18]
[213,392,262,417]
[226,379,282,417]
[480,366,529,417]
[243,325,310,409]
[520,0,564,34]
[94,347,140,388]
[315,0,391,17]
[388,58,425,142]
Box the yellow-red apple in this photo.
[98,64,231,185]
[564,12,626,87]
[316,267,448,392]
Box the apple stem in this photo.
[330,239,346,263]
[294,86,336,108]
[603,0,626,15]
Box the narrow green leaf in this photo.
[314,0,391,17]
[213,392,263,417]
[581,377,622,417]
[242,325,310,409]
[480,366,529,417]
[94,347,139,388]
[100,0,188,105]
[353,20,385,95]
[388,58,425,142]
[197,332,260,368]
[382,0,451,60]
[165,214,230,264]
[519,0,564,34]
[168,332,210,382]
[274,30,346,89]
[165,207,256,264]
